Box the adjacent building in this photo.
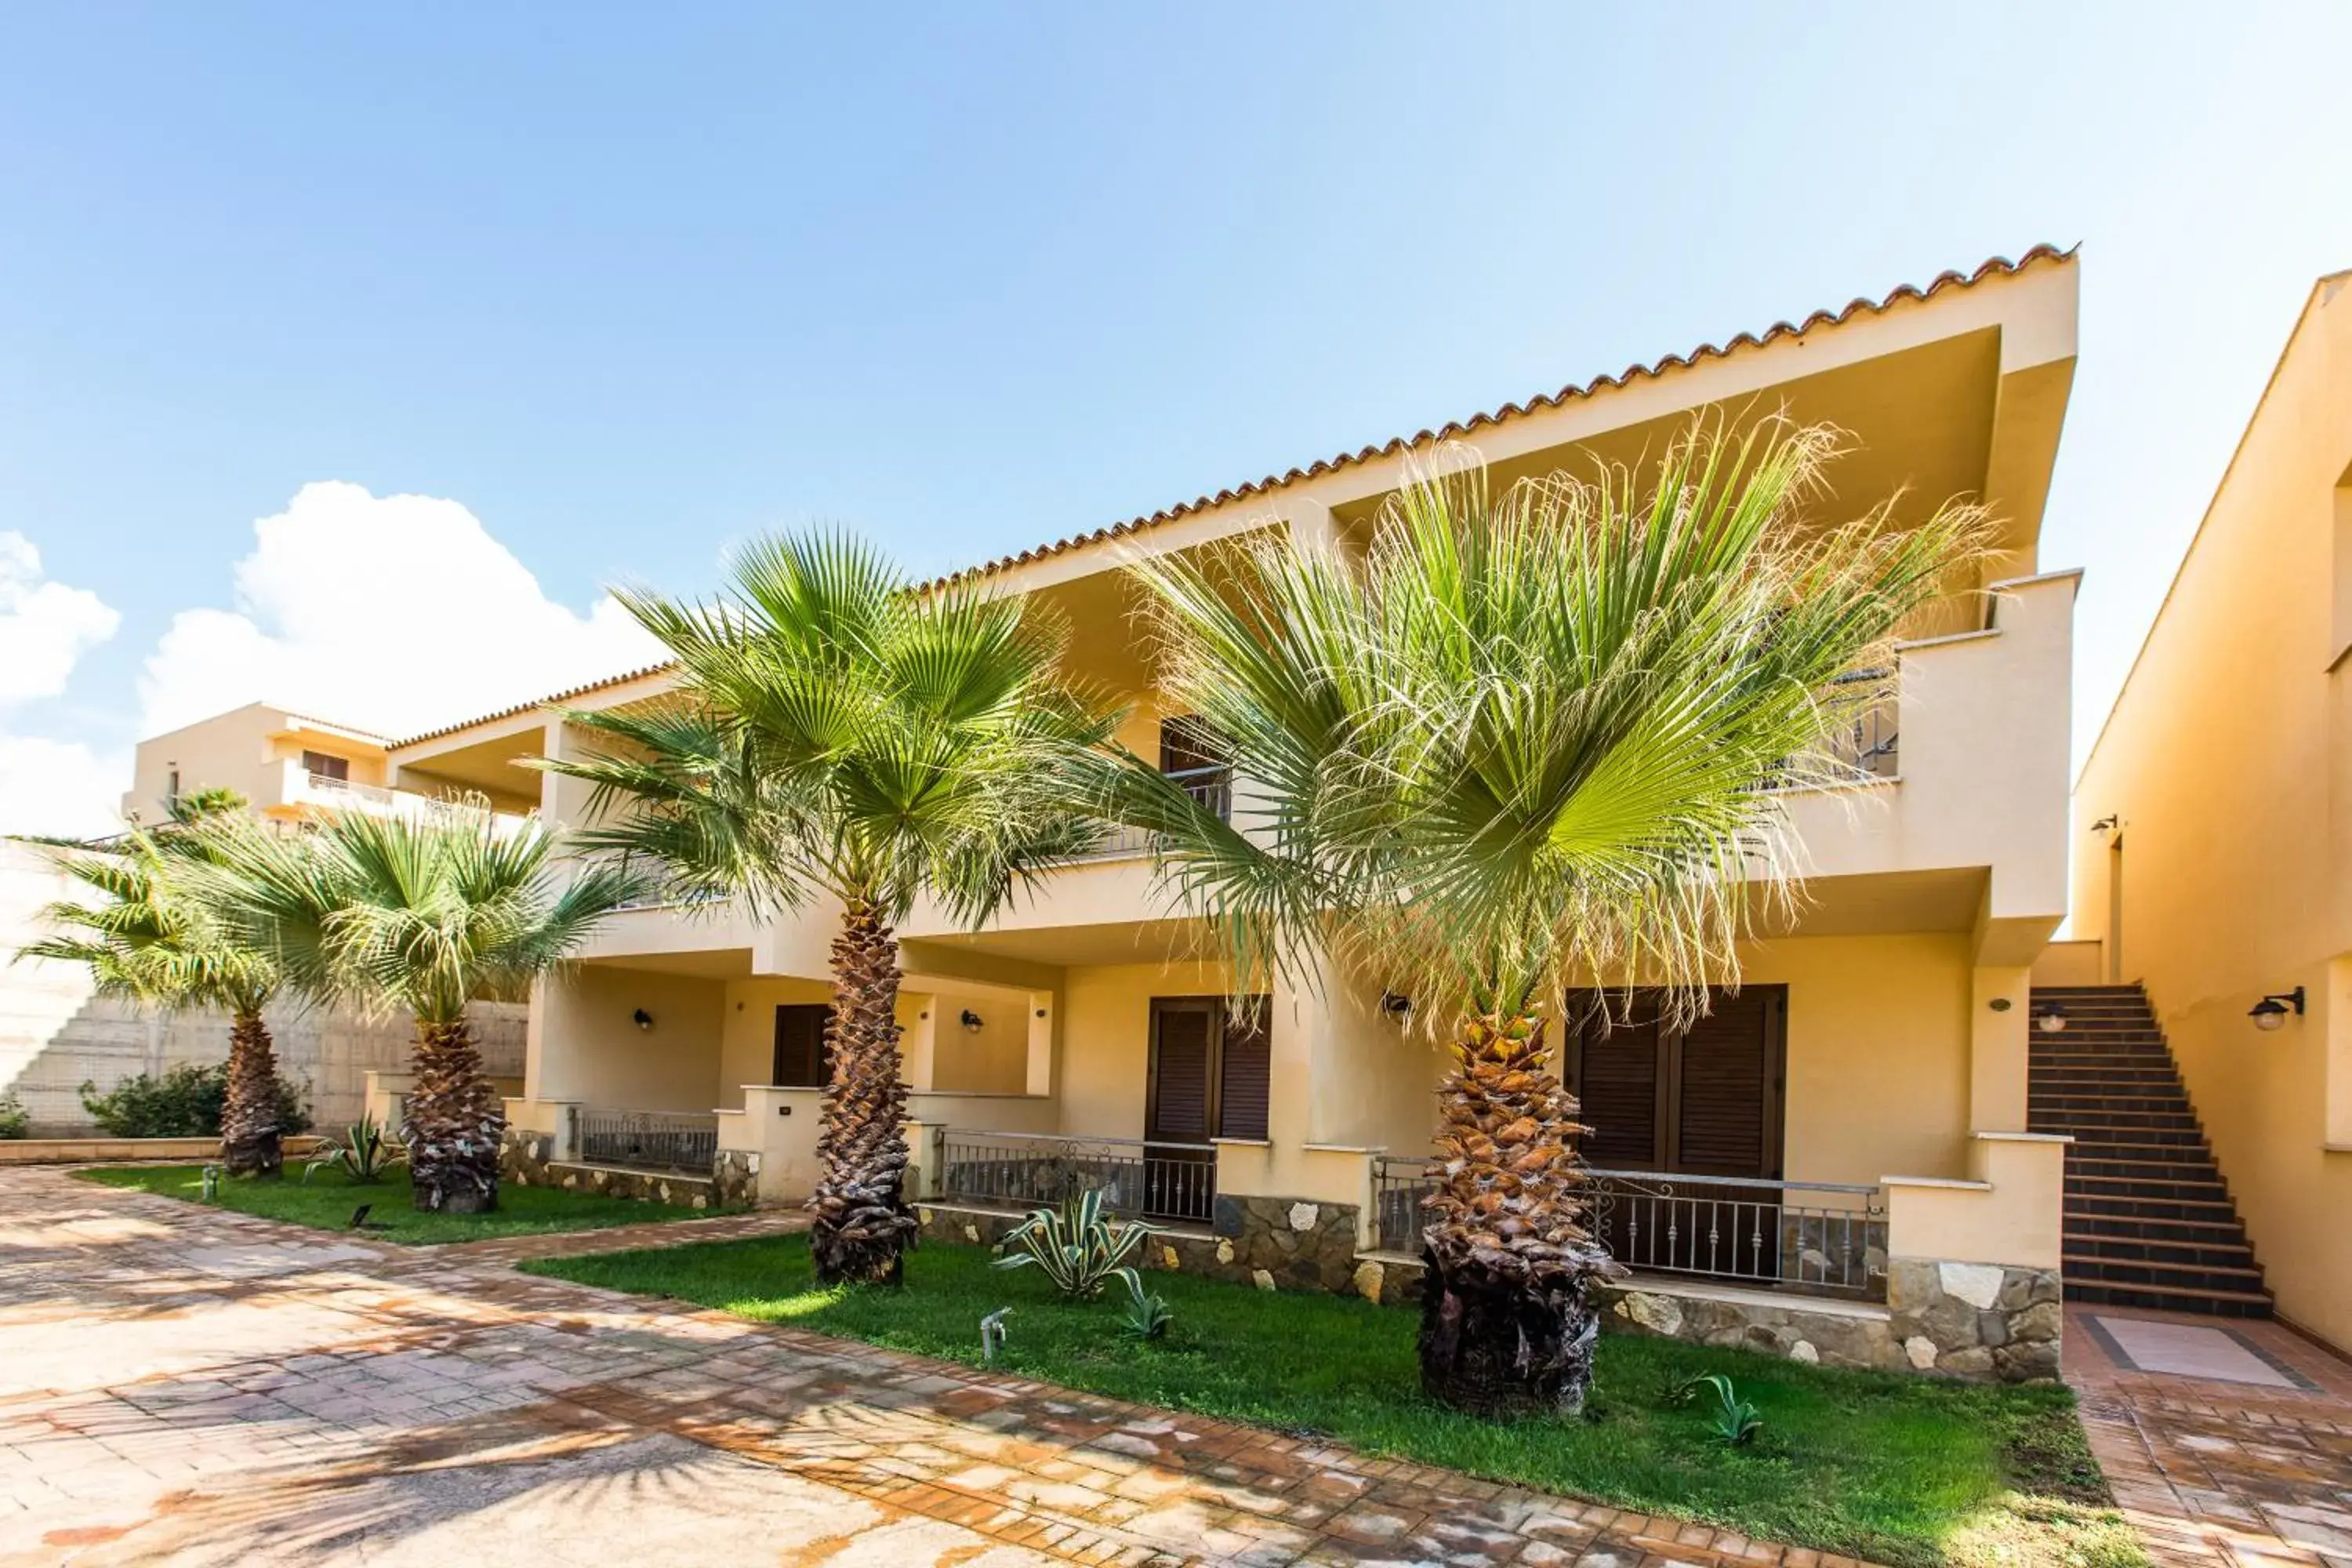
[2056,270,2352,1353]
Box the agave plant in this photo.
[1116,1272,1174,1340]
[1677,1373,1764,1446]
[992,1189,1159,1299]
[303,1113,408,1185]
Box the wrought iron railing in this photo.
[1759,668,1899,789]
[306,772,405,806]
[935,1127,1218,1225]
[579,1108,719,1174]
[1370,1155,1887,1298]
[1080,764,1234,862]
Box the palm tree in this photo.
[193,803,649,1212]
[539,532,1116,1285]
[1112,419,1984,1417]
[17,800,291,1175]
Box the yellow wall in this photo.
[532,965,727,1111]
[717,976,837,1102]
[1059,960,1230,1138]
[1760,934,1976,1185]
[924,991,1031,1093]
[2069,272,2352,1349]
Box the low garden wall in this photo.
[0,1134,325,1165]
[500,1124,753,1211]
[1354,1250,2062,1384]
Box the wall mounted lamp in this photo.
[2034,1003,2068,1034]
[1987,996,2014,1012]
[2249,987,2306,1032]
[2089,815,2118,834]
[632,1008,655,1032]
[959,1008,985,1033]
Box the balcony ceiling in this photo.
[394,728,544,811]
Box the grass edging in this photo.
[521,1232,2144,1568]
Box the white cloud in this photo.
[140,481,667,739]
[0,532,120,706]
[0,735,129,840]
[0,535,125,838]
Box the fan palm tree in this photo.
[191,803,650,1211]
[16,798,291,1175]
[1112,418,1985,1417]
[539,532,1117,1285]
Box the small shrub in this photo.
[304,1114,407,1184]
[78,1064,311,1139]
[0,1091,29,1139]
[992,1189,1157,1299]
[1116,1272,1173,1340]
[1677,1372,1764,1446]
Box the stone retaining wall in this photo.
[1886,1258,2064,1382]
[1343,1251,2062,1384]
[0,1134,325,1165]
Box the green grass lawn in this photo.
[76,1163,708,1245]
[524,1234,2143,1568]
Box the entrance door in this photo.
[773,1004,834,1088]
[1144,996,1269,1220]
[1563,987,1785,1276]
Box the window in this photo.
[301,750,350,782]
[1562,986,1786,1178]
[1157,716,1232,819]
[165,767,180,807]
[772,1004,834,1087]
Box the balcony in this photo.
[1076,763,1232,862]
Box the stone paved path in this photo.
[0,1165,1869,1567]
[2065,1302,2352,1568]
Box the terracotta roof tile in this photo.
[390,244,2074,751]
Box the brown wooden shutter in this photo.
[1673,991,1771,1175]
[1148,1005,1213,1142]
[772,1005,833,1088]
[1217,999,1271,1141]
[1573,1011,1663,1167]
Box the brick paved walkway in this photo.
[2065,1302,2352,1568]
[0,1165,1868,1567]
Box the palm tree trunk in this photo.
[220,1007,283,1178]
[404,1017,506,1213]
[1417,1008,1619,1417]
[808,897,916,1285]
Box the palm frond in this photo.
[540,528,1125,927]
[1122,414,1989,1020]
[188,801,654,1025]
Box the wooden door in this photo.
[772,1004,834,1088]
[1145,995,1269,1221]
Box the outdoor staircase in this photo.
[2027,984,2274,1319]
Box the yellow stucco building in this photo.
[2057,270,2352,1355]
[129,248,2092,1378]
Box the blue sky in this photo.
[2,3,2349,831]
